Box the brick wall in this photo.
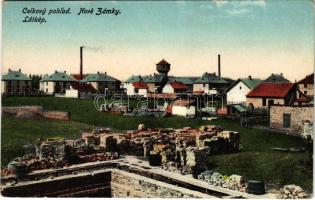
[270,105,313,134]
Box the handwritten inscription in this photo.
[21,7,121,24]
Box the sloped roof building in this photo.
[246,83,297,108]
[297,73,314,98]
[263,73,290,83]
[2,69,31,95]
[226,76,262,104]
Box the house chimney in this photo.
[80,46,84,80]
[64,71,66,73]
[19,69,21,72]
[218,54,221,78]
[8,68,11,72]
[248,75,252,80]
[280,73,283,77]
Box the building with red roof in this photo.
[162,81,188,94]
[246,83,298,108]
[123,81,148,97]
[132,82,148,89]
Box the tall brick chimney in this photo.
[80,46,84,80]
[218,54,221,78]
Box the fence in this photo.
[240,113,270,127]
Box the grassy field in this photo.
[1,96,313,191]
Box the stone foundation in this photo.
[1,158,260,198]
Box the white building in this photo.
[226,77,262,104]
[124,81,148,97]
[162,82,188,94]
[40,71,77,95]
[170,99,196,118]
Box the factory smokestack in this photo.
[218,54,221,78]
[80,46,83,80]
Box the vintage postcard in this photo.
[1,0,314,198]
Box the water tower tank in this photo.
[156,59,170,75]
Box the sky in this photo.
[2,0,314,81]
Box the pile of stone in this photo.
[161,161,181,173]
[1,168,13,177]
[281,185,307,199]
[6,153,69,177]
[3,124,241,179]
[198,171,228,187]
[197,171,246,192]
[38,139,71,161]
[226,174,246,192]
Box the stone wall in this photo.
[111,170,210,198]
[270,105,313,134]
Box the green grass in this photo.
[1,116,93,166]
[1,96,313,191]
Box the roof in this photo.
[222,77,235,84]
[125,75,144,83]
[41,71,77,82]
[297,73,314,84]
[194,72,228,84]
[157,59,170,65]
[132,82,148,89]
[71,74,88,81]
[168,82,188,90]
[2,70,31,81]
[247,83,295,98]
[225,78,262,93]
[70,82,96,92]
[143,74,164,83]
[80,73,120,83]
[230,104,247,113]
[241,78,262,89]
[168,76,198,85]
[264,73,290,83]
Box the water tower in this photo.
[156,59,170,77]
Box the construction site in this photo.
[2,123,306,198]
